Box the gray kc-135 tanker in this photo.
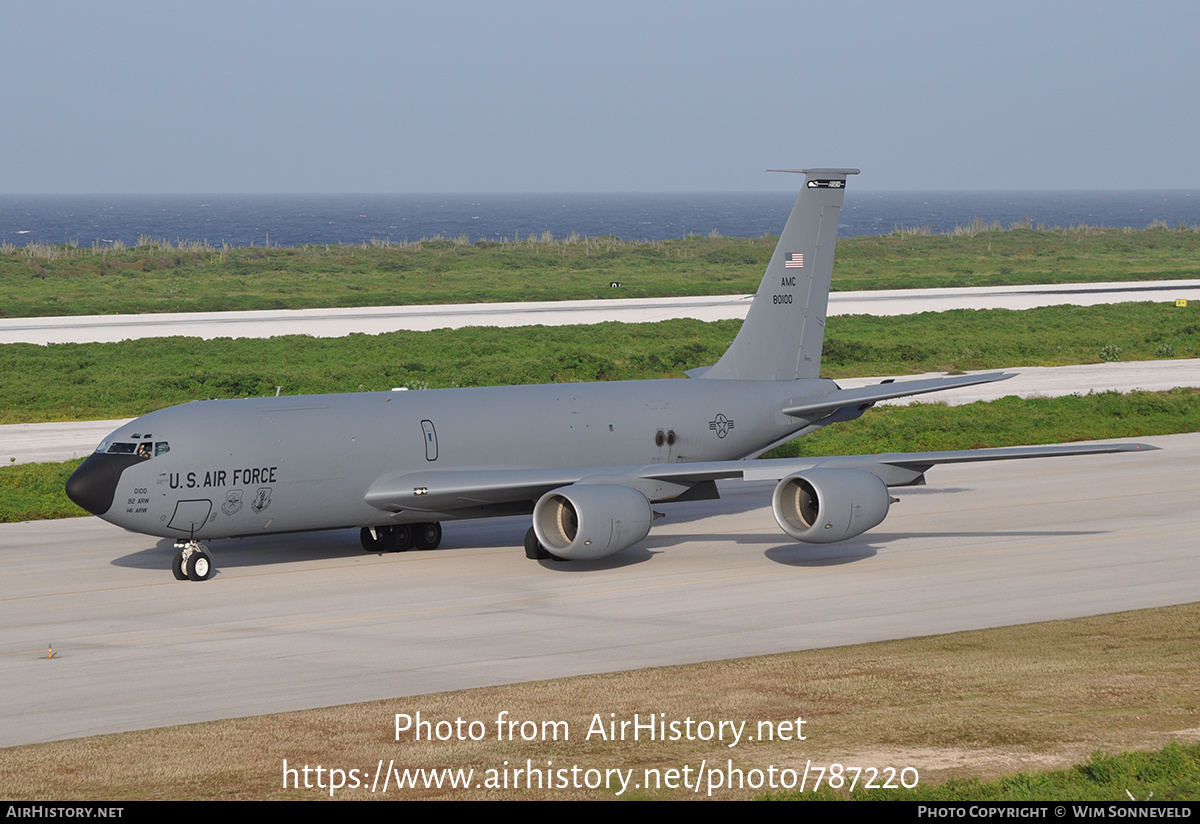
[65,169,1154,581]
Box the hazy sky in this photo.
[5,1,1198,193]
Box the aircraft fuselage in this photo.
[77,376,839,540]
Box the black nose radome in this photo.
[66,453,145,516]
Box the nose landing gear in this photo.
[172,540,214,581]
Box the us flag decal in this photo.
[784,252,803,269]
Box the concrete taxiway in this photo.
[2,279,1198,345]
[1,433,1195,747]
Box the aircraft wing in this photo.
[651,441,1158,488]
[364,441,1157,513]
[364,467,591,513]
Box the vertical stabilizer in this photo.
[698,168,857,381]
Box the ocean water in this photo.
[2,190,1199,248]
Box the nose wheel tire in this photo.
[186,548,214,581]
[173,542,214,581]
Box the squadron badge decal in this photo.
[221,489,244,517]
[251,487,272,513]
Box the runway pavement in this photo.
[1,433,1193,747]
[3,279,1198,345]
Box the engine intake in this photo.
[772,468,890,543]
[533,484,653,560]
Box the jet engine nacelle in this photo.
[772,468,890,544]
[533,484,654,560]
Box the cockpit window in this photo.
[103,440,167,458]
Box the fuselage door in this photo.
[421,420,438,461]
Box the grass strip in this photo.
[2,225,1198,318]
[0,459,86,522]
[771,740,1200,801]
[1,301,1197,424]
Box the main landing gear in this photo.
[524,527,566,562]
[172,540,214,581]
[360,522,443,553]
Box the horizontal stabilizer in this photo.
[782,372,1013,419]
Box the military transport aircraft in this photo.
[65,169,1153,581]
